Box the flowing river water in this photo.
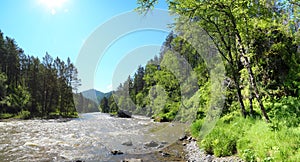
[0,112,188,161]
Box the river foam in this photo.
[0,112,187,161]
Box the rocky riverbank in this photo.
[0,113,243,162]
[184,140,243,162]
[110,135,244,162]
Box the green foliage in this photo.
[201,129,237,157]
[0,72,7,100]
[266,96,300,127]
[195,116,300,161]
[0,30,80,119]
[108,95,118,113]
[99,97,109,113]
[73,93,99,113]
[16,110,31,119]
[0,113,13,119]
[1,85,31,114]
[237,121,300,161]
[190,119,203,137]
[240,149,256,162]
[135,0,300,161]
[153,101,180,122]
[200,117,253,157]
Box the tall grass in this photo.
[191,115,300,161]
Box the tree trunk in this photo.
[236,34,270,122]
[249,92,254,116]
[249,77,254,116]
[227,10,270,122]
[232,71,247,117]
[244,58,270,122]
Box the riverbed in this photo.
[0,112,188,161]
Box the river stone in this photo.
[161,152,171,157]
[24,142,39,147]
[161,141,168,145]
[111,150,124,155]
[122,141,133,146]
[179,135,188,141]
[117,110,132,118]
[157,144,164,149]
[121,158,143,162]
[144,141,159,147]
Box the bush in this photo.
[199,118,251,157]
[17,110,31,119]
[241,149,256,162]
[266,96,300,127]
[197,116,300,161]
[200,125,238,157]
[190,119,204,137]
[0,113,14,119]
[192,97,300,161]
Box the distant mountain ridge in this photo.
[81,89,112,103]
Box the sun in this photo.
[38,0,68,15]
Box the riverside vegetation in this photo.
[99,0,300,161]
[0,31,80,119]
[0,0,299,161]
[0,30,101,119]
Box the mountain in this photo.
[81,89,112,104]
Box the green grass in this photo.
[191,115,300,161]
[237,122,300,161]
[14,110,31,119]
[0,113,14,119]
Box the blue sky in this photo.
[0,0,172,92]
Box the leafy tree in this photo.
[2,85,31,114]
[136,0,278,121]
[100,97,109,113]
[0,30,80,119]
[108,95,118,113]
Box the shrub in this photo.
[0,113,14,119]
[200,119,243,157]
[266,96,300,128]
[17,110,31,119]
[241,149,256,162]
[195,105,300,161]
[190,119,204,137]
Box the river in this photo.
[0,112,188,161]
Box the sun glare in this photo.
[38,0,68,15]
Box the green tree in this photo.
[0,72,7,100]
[136,0,275,121]
[108,95,118,113]
[0,30,80,118]
[100,97,109,113]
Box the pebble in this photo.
[179,135,188,141]
[161,152,171,157]
[121,158,143,162]
[111,150,124,155]
[144,141,159,147]
[122,141,133,146]
[184,141,244,162]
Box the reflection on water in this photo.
[0,112,187,161]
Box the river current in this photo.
[0,112,187,161]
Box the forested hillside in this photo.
[73,92,99,113]
[0,31,79,119]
